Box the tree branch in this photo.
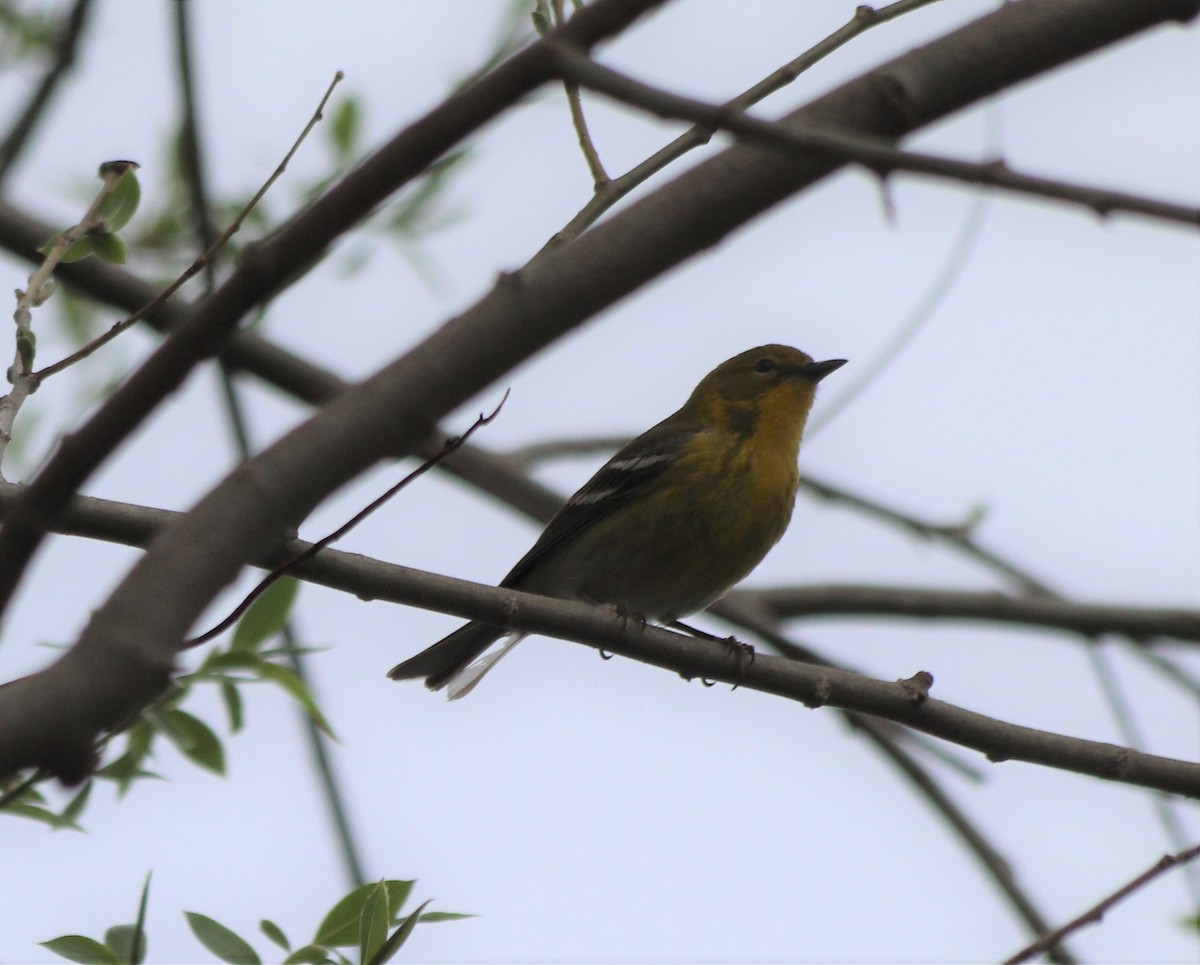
[747,584,1200,644]
[0,482,1195,799]
[1,0,1195,785]
[547,42,1200,229]
[0,0,666,628]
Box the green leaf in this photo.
[96,169,142,232]
[96,719,159,796]
[17,329,36,370]
[313,881,413,948]
[57,234,95,263]
[105,925,144,965]
[200,650,263,672]
[40,935,119,964]
[281,945,333,965]
[328,97,361,160]
[255,661,336,739]
[90,232,127,265]
[131,871,152,965]
[59,778,93,827]
[371,900,431,965]
[221,681,244,733]
[184,913,261,965]
[4,801,82,830]
[232,577,299,651]
[259,919,290,951]
[157,709,226,775]
[416,911,474,923]
[358,880,390,965]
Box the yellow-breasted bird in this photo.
[388,344,845,698]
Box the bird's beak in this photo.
[801,358,848,382]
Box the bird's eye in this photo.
[753,358,775,374]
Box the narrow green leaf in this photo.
[221,681,244,733]
[371,900,431,965]
[281,945,332,965]
[96,169,142,232]
[158,709,226,775]
[259,919,289,951]
[4,801,80,830]
[359,880,390,965]
[232,577,299,651]
[416,911,474,923]
[200,650,263,672]
[90,232,127,265]
[59,779,93,827]
[328,97,361,159]
[40,935,119,964]
[255,661,336,738]
[131,871,152,965]
[184,913,261,965]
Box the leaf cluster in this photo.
[41,876,468,965]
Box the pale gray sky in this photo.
[1,2,1198,962]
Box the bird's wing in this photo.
[501,415,694,588]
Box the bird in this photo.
[388,344,845,698]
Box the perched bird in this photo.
[388,344,845,698]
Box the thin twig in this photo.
[185,391,509,647]
[1004,842,1200,965]
[0,0,94,183]
[545,0,949,248]
[32,71,345,383]
[547,43,1200,230]
[549,0,609,187]
[1,160,136,477]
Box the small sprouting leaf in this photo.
[221,681,244,733]
[259,919,290,951]
[255,661,336,738]
[90,232,127,265]
[57,234,95,263]
[40,935,119,964]
[157,709,225,775]
[328,97,361,160]
[96,169,142,232]
[17,330,36,370]
[184,913,261,965]
[232,577,299,651]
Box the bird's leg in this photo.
[669,621,755,690]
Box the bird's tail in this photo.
[387,621,526,699]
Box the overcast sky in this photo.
[1,2,1198,962]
